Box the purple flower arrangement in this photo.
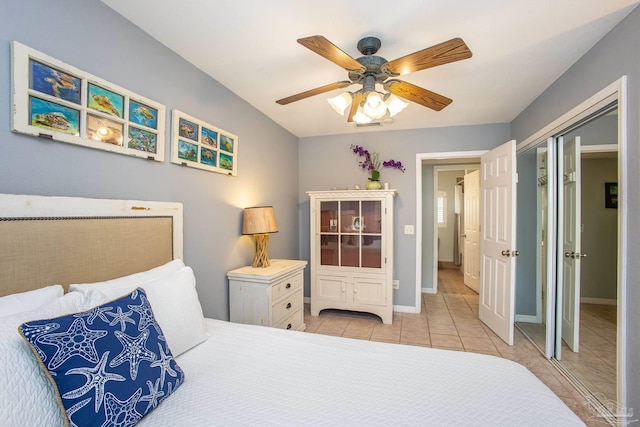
[350,144,405,181]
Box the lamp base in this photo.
[252,234,271,268]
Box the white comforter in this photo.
[138,319,584,427]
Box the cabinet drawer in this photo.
[271,271,302,302]
[272,289,302,324]
[275,308,303,331]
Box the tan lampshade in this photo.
[242,206,278,235]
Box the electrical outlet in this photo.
[393,280,399,289]
[404,225,415,235]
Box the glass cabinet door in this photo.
[361,200,382,268]
[319,201,338,266]
[318,199,383,269]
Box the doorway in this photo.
[416,153,484,303]
[433,165,480,295]
[417,142,520,346]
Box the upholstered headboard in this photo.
[0,194,183,297]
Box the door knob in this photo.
[574,252,587,259]
[512,250,520,257]
[565,251,574,258]
[462,234,467,238]
[501,250,511,257]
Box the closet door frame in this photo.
[516,76,627,409]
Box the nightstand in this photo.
[228,259,307,331]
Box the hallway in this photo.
[304,268,603,425]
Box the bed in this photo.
[0,194,585,427]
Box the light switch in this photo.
[404,225,415,235]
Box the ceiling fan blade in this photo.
[298,35,365,72]
[387,80,452,111]
[276,81,352,105]
[347,91,365,122]
[384,37,472,75]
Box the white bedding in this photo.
[138,319,585,427]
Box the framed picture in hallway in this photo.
[605,182,618,209]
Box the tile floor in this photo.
[303,268,606,426]
[517,301,617,405]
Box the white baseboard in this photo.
[515,314,539,323]
[393,304,421,314]
[581,297,617,306]
[421,287,436,294]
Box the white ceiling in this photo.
[102,0,639,138]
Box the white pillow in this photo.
[0,284,64,319]
[0,291,104,427]
[83,266,207,357]
[68,258,185,293]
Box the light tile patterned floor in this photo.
[517,301,617,406]
[304,268,606,425]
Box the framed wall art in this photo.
[605,182,618,209]
[11,41,166,161]
[171,110,238,176]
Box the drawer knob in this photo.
[285,283,291,289]
[286,323,292,330]
[286,302,292,309]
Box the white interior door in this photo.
[479,140,517,345]
[558,136,582,354]
[538,139,557,359]
[463,170,480,292]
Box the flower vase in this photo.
[366,170,382,190]
[366,180,382,190]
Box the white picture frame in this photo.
[352,216,363,232]
[171,109,238,176]
[11,41,166,162]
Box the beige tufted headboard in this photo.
[0,194,183,297]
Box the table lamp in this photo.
[242,206,278,267]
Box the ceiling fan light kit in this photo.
[363,92,387,119]
[276,35,472,126]
[385,94,409,117]
[327,91,407,124]
[327,92,352,115]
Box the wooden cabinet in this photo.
[228,259,307,331]
[307,190,395,324]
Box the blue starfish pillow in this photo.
[19,288,184,427]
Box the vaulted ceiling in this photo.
[102,0,639,138]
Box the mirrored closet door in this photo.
[516,106,619,409]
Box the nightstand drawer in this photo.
[272,289,302,324]
[271,271,302,302]
[276,308,303,331]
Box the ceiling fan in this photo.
[276,35,472,123]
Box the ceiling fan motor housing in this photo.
[357,36,382,55]
[349,37,397,91]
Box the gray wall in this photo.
[511,5,640,413]
[298,124,510,307]
[0,0,300,320]
[581,158,617,301]
[515,144,540,315]
[565,113,618,146]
